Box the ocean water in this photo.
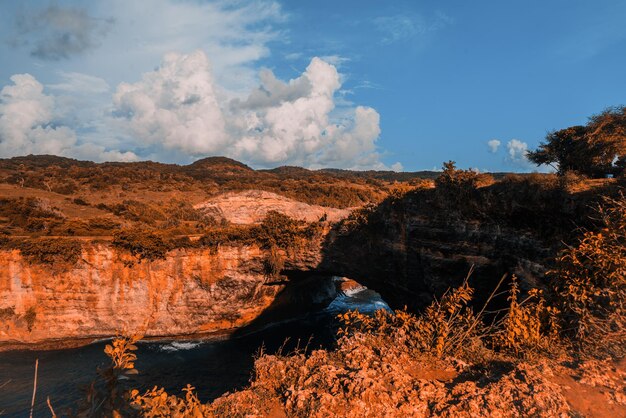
[0,284,390,416]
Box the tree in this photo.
[527,106,626,177]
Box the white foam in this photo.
[159,341,201,352]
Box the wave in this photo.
[158,341,202,352]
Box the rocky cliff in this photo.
[0,242,330,350]
[318,179,616,310]
[1,178,615,350]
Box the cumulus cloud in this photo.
[232,57,391,169]
[0,74,76,157]
[113,51,228,156]
[506,139,528,162]
[112,51,396,169]
[487,139,501,153]
[234,68,313,110]
[0,73,136,162]
[14,5,113,60]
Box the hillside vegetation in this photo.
[68,193,626,416]
[40,161,626,417]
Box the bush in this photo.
[112,228,170,262]
[0,197,65,229]
[550,196,626,355]
[15,238,82,266]
[198,225,257,249]
[340,280,483,358]
[492,276,560,355]
[72,197,90,206]
[263,245,284,280]
[434,161,493,211]
[198,212,322,251]
[255,211,303,249]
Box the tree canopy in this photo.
[528,106,626,177]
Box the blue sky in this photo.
[0,0,625,172]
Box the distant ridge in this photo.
[189,156,253,171]
[0,154,513,181]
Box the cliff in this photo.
[1,175,618,349]
[0,243,328,350]
[319,176,619,310]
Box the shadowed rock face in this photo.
[317,177,624,311]
[319,214,554,311]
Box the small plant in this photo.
[551,196,626,355]
[492,276,560,355]
[263,244,284,281]
[130,384,213,417]
[340,279,484,358]
[104,336,140,372]
[98,335,140,416]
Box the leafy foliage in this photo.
[528,106,626,177]
[14,238,82,266]
[112,228,170,262]
[130,385,212,417]
[434,161,494,210]
[550,196,626,355]
[492,276,560,355]
[199,211,323,252]
[340,280,483,358]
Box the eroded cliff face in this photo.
[0,243,326,350]
[2,183,604,350]
[321,216,554,311]
[318,188,569,311]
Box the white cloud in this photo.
[487,139,501,153]
[285,52,303,61]
[1,2,401,169]
[0,73,136,162]
[230,57,391,169]
[234,68,313,110]
[318,55,351,68]
[507,139,528,161]
[89,0,285,94]
[113,50,228,156]
[112,51,393,169]
[0,74,76,157]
